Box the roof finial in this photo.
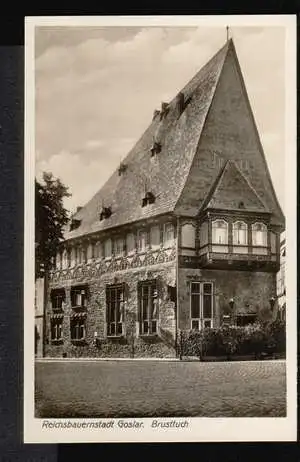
[226,25,230,42]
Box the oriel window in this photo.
[212,219,228,244]
[252,222,267,246]
[233,221,248,245]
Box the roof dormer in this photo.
[99,206,112,221]
[142,191,155,207]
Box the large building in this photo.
[44,38,285,358]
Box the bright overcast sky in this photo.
[35,25,285,215]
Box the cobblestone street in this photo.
[35,359,286,418]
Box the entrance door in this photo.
[190,282,214,330]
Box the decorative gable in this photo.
[204,160,269,213]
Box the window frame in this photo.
[50,317,63,341]
[252,222,268,247]
[126,233,135,255]
[212,219,228,245]
[137,229,147,253]
[138,280,159,336]
[106,284,125,337]
[70,317,86,341]
[190,281,214,330]
[114,237,124,258]
[70,285,88,309]
[232,220,248,246]
[163,222,175,248]
[51,289,65,311]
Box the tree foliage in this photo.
[35,172,71,279]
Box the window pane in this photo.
[191,320,199,330]
[143,321,149,334]
[181,224,195,248]
[203,283,212,295]
[164,223,174,246]
[191,282,200,294]
[204,320,211,328]
[150,226,160,248]
[117,322,123,335]
[191,294,200,318]
[203,294,212,318]
[151,320,157,334]
[126,233,135,253]
[104,239,112,257]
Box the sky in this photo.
[35,25,285,215]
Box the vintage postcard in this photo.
[24,15,297,443]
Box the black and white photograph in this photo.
[24,15,297,443]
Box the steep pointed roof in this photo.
[65,37,284,241]
[65,40,232,240]
[202,160,270,213]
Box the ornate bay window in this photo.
[232,221,248,254]
[190,282,214,330]
[106,284,125,337]
[252,222,268,255]
[212,219,228,252]
[138,280,158,335]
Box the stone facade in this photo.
[42,39,285,358]
[45,232,177,358]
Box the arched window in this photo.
[212,220,228,245]
[233,221,248,245]
[126,233,135,254]
[252,222,267,247]
[181,223,196,248]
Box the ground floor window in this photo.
[190,282,214,330]
[51,317,63,340]
[138,280,158,335]
[106,284,124,336]
[70,318,86,340]
[236,314,257,326]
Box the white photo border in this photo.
[24,14,297,443]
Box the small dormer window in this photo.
[70,219,81,231]
[118,162,127,176]
[100,206,112,221]
[152,109,160,121]
[160,102,169,120]
[150,142,161,157]
[142,191,155,207]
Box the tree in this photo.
[35,172,71,279]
